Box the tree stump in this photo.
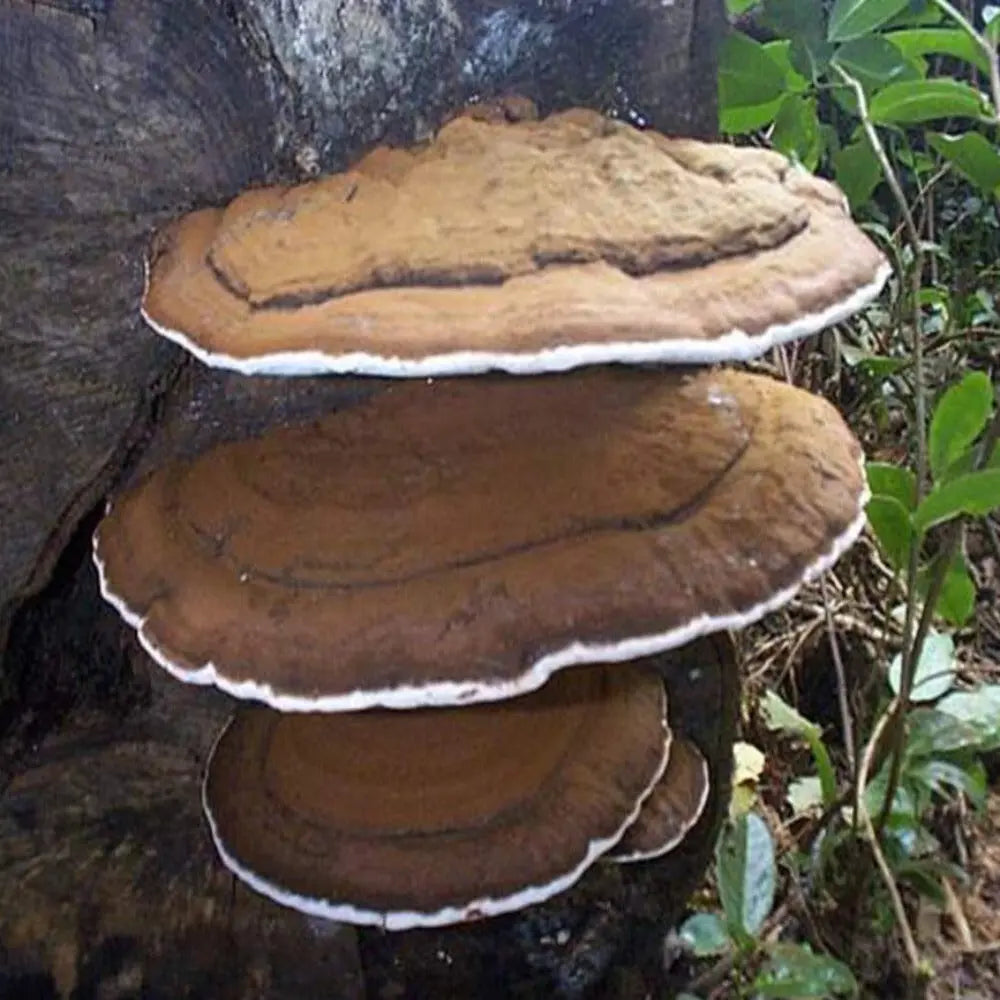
[1,2,730,996]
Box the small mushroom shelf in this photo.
[94,106,888,933]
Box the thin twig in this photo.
[821,576,857,772]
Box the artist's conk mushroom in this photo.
[203,664,669,929]
[142,108,890,376]
[94,367,868,712]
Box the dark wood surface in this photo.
[0,636,737,999]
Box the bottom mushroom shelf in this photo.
[0,635,737,1000]
[203,662,709,930]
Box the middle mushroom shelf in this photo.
[93,106,889,932]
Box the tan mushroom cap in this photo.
[94,367,867,711]
[203,664,668,929]
[606,737,710,863]
[142,109,889,377]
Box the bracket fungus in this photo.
[202,664,670,930]
[606,738,710,864]
[94,366,867,712]
[141,108,890,377]
[90,104,883,945]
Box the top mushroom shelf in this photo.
[142,108,890,377]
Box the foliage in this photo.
[678,814,858,999]
[699,0,1000,993]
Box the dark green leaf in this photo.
[906,707,984,756]
[835,36,911,82]
[913,469,1000,532]
[754,942,858,997]
[933,556,977,627]
[771,95,823,169]
[834,139,883,209]
[762,40,811,93]
[678,912,732,957]
[719,32,787,111]
[869,79,985,124]
[929,132,1000,199]
[887,28,991,74]
[829,0,911,41]
[865,494,914,570]
[716,813,775,941]
[867,461,917,509]
[929,371,994,482]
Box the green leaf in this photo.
[726,0,761,12]
[936,685,1000,749]
[719,32,787,111]
[887,28,991,74]
[888,631,956,702]
[787,775,825,815]
[771,94,823,170]
[760,690,837,805]
[929,132,1000,199]
[721,99,784,135]
[867,461,917,509]
[869,78,985,124]
[906,707,987,756]
[754,942,858,997]
[761,0,834,80]
[716,813,776,941]
[829,0,911,41]
[933,556,977,627]
[835,36,911,82]
[762,40,811,93]
[909,757,986,808]
[929,371,994,482]
[678,912,732,957]
[834,138,883,209]
[866,494,915,570]
[913,469,1000,532]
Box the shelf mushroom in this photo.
[140,108,890,377]
[94,366,868,712]
[92,103,886,938]
[203,664,671,930]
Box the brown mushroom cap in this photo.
[93,366,867,711]
[142,109,889,377]
[606,737,710,863]
[202,664,668,929]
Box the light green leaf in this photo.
[936,685,1000,749]
[787,775,825,816]
[913,469,1000,532]
[829,0,911,41]
[716,813,776,941]
[726,0,761,12]
[754,942,858,997]
[869,78,985,124]
[888,631,956,702]
[678,912,732,957]
[761,691,838,807]
[867,461,917,509]
[761,688,820,739]
[929,371,994,482]
[929,132,1000,199]
[886,27,991,74]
